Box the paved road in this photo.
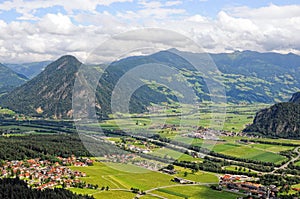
[271,146,300,174]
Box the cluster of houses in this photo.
[115,138,157,154]
[0,156,94,190]
[184,128,221,140]
[127,145,151,154]
[103,154,164,171]
[103,154,136,163]
[148,124,179,131]
[183,126,246,140]
[220,174,278,198]
[133,160,163,171]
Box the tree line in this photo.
[0,177,94,199]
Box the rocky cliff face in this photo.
[244,93,300,138]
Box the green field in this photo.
[251,143,294,153]
[173,166,218,183]
[252,138,300,145]
[294,161,300,166]
[0,108,15,115]
[98,103,270,133]
[211,142,287,163]
[70,162,176,191]
[68,187,98,195]
[148,185,241,199]
[69,162,222,199]
[93,190,136,199]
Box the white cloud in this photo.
[38,13,77,35]
[130,0,186,19]
[0,13,102,63]
[165,1,182,7]
[218,5,300,52]
[138,0,183,9]
[0,0,134,19]
[228,4,300,19]
[74,12,130,34]
[186,14,207,22]
[0,3,300,63]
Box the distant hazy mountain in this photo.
[0,55,173,118]
[244,92,300,138]
[5,61,51,79]
[210,50,300,103]
[0,63,28,95]
[1,50,300,118]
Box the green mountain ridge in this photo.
[210,50,300,103]
[0,55,80,118]
[244,92,300,138]
[5,61,51,79]
[0,55,174,118]
[1,50,300,119]
[0,63,28,95]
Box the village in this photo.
[219,174,278,198]
[0,156,96,190]
[183,125,245,139]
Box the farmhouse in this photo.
[173,177,194,184]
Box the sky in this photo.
[0,0,299,63]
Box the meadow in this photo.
[211,142,287,163]
[98,103,270,133]
[173,166,218,183]
[69,162,176,190]
[148,185,241,199]
[88,102,293,166]
[68,162,226,199]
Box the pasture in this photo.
[70,162,176,190]
[211,142,287,163]
[148,185,241,199]
[69,162,221,199]
[173,166,218,183]
[97,103,270,133]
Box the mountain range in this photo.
[1,50,300,119]
[0,55,173,118]
[0,63,28,95]
[5,61,51,79]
